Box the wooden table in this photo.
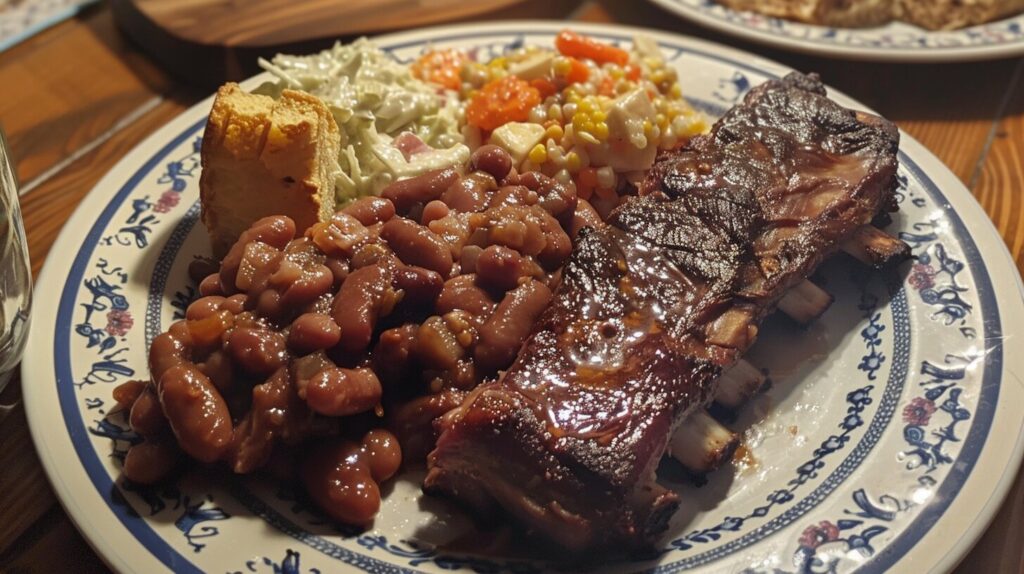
[0,1,1021,571]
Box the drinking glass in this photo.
[0,126,32,393]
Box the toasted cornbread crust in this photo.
[200,83,340,257]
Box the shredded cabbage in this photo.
[254,38,468,201]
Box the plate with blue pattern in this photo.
[648,0,1024,61]
[21,21,1024,574]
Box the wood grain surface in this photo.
[1,1,1022,572]
[120,0,527,46]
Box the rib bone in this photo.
[713,359,768,410]
[668,410,739,474]
[777,279,834,325]
[842,225,910,268]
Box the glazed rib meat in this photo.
[424,72,902,551]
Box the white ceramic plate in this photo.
[22,21,1024,574]
[648,0,1024,62]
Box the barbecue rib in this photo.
[424,72,904,552]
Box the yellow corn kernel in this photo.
[643,120,653,137]
[593,110,607,122]
[545,124,564,141]
[529,143,548,164]
[592,122,609,141]
[489,56,507,69]
[553,57,572,76]
[669,83,682,99]
[566,151,581,172]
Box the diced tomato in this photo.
[576,168,598,200]
[624,64,641,81]
[565,57,590,84]
[531,77,558,98]
[411,49,468,91]
[466,76,542,131]
[598,76,616,97]
[555,30,629,66]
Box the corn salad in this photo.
[412,30,710,215]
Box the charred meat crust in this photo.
[424,72,903,552]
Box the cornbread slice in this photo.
[898,0,1024,30]
[718,0,893,27]
[200,83,340,258]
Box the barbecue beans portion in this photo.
[120,148,583,526]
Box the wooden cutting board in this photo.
[110,0,532,87]
[118,0,527,47]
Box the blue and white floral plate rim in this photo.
[648,0,1024,62]
[20,21,1024,574]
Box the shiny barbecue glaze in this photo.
[424,73,903,552]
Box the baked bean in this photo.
[158,364,233,463]
[470,145,513,181]
[382,167,459,214]
[380,218,453,276]
[186,296,226,321]
[516,171,577,222]
[149,328,189,380]
[187,309,234,354]
[307,212,372,259]
[475,245,524,293]
[305,367,382,417]
[227,328,287,375]
[372,324,419,387]
[280,263,333,309]
[291,351,335,385]
[199,273,225,296]
[393,264,443,308]
[474,279,552,373]
[459,245,482,274]
[112,379,146,409]
[288,313,341,354]
[123,439,179,484]
[361,429,402,482]
[325,258,349,288]
[436,274,497,318]
[350,242,390,269]
[387,389,466,462]
[415,316,464,370]
[130,386,168,436]
[441,172,496,213]
[302,439,381,526]
[199,350,235,395]
[230,367,306,473]
[473,205,545,255]
[488,185,538,208]
[332,262,396,354]
[342,196,396,226]
[535,211,573,270]
[421,200,449,226]
[234,241,284,292]
[221,216,296,293]
[255,289,283,320]
[571,198,603,239]
[222,293,248,314]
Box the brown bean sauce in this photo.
[129,151,589,527]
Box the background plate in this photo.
[648,0,1024,62]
